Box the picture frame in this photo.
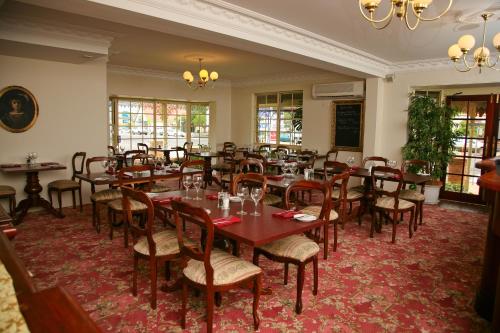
[0,85,39,133]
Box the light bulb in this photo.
[183,71,192,81]
[473,46,490,61]
[361,0,381,10]
[458,35,475,52]
[209,71,219,81]
[199,69,209,81]
[447,44,462,60]
[493,32,500,51]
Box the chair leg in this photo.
[150,258,157,309]
[331,219,337,256]
[253,274,261,330]
[108,208,113,240]
[57,191,63,215]
[48,189,53,206]
[313,256,318,296]
[132,253,138,296]
[215,292,222,307]
[78,188,83,212]
[206,290,214,333]
[295,263,305,314]
[413,202,419,232]
[409,209,415,239]
[284,263,289,285]
[391,211,398,243]
[165,261,171,281]
[370,209,376,238]
[9,195,16,217]
[419,202,423,225]
[181,280,187,329]
[71,190,76,209]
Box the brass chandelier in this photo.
[447,13,500,73]
[182,58,219,89]
[359,0,453,30]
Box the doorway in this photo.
[441,94,499,203]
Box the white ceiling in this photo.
[1,0,499,79]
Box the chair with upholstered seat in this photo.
[314,149,338,178]
[137,143,149,155]
[399,159,429,230]
[370,166,415,243]
[351,156,388,193]
[0,185,16,217]
[47,152,86,214]
[257,144,271,155]
[253,180,330,314]
[172,200,262,333]
[122,186,195,309]
[123,150,144,167]
[212,150,236,188]
[86,156,122,233]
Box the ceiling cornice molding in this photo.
[231,71,352,88]
[89,0,392,77]
[107,64,232,87]
[390,58,454,73]
[0,16,113,54]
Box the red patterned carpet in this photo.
[12,202,491,332]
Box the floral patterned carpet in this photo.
[12,201,491,332]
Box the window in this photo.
[256,91,303,146]
[109,97,211,150]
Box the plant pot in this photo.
[424,183,442,204]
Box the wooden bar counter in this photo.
[475,158,500,330]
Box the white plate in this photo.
[294,214,316,222]
[94,177,109,181]
[417,172,430,176]
[229,196,241,202]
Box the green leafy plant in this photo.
[402,95,459,181]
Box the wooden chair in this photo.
[400,160,429,229]
[137,143,149,155]
[48,152,86,214]
[123,150,144,167]
[172,200,262,333]
[352,156,389,193]
[253,180,330,314]
[257,144,271,155]
[87,156,122,233]
[324,161,363,226]
[0,185,16,217]
[107,145,116,155]
[212,151,236,188]
[327,170,350,253]
[246,153,268,170]
[178,159,205,189]
[107,165,151,247]
[370,166,415,243]
[314,149,339,178]
[122,186,193,309]
[130,153,154,166]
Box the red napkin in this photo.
[206,194,218,200]
[212,215,241,227]
[0,164,21,168]
[267,174,284,181]
[272,210,297,219]
[152,196,182,205]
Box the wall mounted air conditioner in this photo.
[311,81,365,100]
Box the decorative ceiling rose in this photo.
[182,58,218,89]
[448,13,500,73]
[359,0,453,30]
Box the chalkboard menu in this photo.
[331,101,364,151]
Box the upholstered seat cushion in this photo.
[398,189,425,201]
[302,205,338,221]
[0,185,15,196]
[263,193,282,206]
[90,188,122,202]
[183,249,261,286]
[133,229,195,256]
[48,179,80,190]
[331,189,363,200]
[258,234,319,262]
[375,197,414,210]
[108,198,147,211]
[0,262,29,333]
[150,183,171,193]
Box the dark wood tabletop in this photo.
[153,190,324,247]
[0,162,66,173]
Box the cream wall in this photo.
[230,74,367,165]
[0,55,108,210]
[107,70,232,148]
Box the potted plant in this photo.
[402,94,458,204]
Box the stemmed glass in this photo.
[250,187,263,216]
[388,160,397,169]
[109,159,117,173]
[290,162,297,176]
[237,184,249,215]
[119,146,125,154]
[192,174,202,200]
[183,175,193,199]
[346,156,355,169]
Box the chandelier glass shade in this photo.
[359,0,453,30]
[447,13,500,73]
[182,58,218,88]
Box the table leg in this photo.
[14,171,64,224]
[203,157,222,187]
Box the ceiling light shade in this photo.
[457,35,475,52]
[359,0,452,30]
[448,13,500,73]
[182,58,219,89]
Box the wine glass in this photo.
[119,146,125,154]
[192,174,202,200]
[109,159,117,173]
[250,187,263,216]
[237,184,249,215]
[183,175,192,199]
[290,162,297,176]
[388,160,397,169]
[346,156,355,169]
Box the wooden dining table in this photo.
[0,162,66,224]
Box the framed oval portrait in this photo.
[0,86,39,133]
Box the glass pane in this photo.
[447,156,464,175]
[267,94,277,104]
[118,127,130,138]
[465,138,483,157]
[280,93,293,107]
[279,132,291,144]
[453,119,467,137]
[463,176,480,195]
[131,102,141,113]
[143,126,154,137]
[444,174,462,192]
[142,102,154,114]
[142,114,154,127]
[130,114,143,127]
[451,101,467,119]
[257,95,266,105]
[118,113,130,126]
[469,101,487,119]
[118,101,130,113]
[156,114,164,127]
[453,137,466,155]
[293,92,303,106]
[467,120,485,138]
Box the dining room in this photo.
[1,0,500,332]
